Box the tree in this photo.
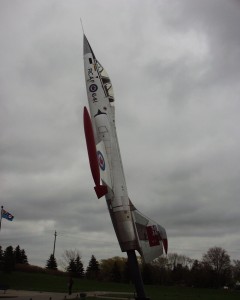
[152,256,171,285]
[20,249,28,264]
[142,263,154,284]
[59,249,81,272]
[3,246,15,272]
[153,256,169,269]
[122,261,131,283]
[167,253,193,270]
[14,246,28,264]
[100,256,128,282]
[14,245,22,263]
[110,262,121,282]
[0,246,3,271]
[46,254,58,270]
[86,255,100,279]
[75,255,85,278]
[66,255,84,278]
[171,263,189,285]
[189,260,205,287]
[67,258,77,273]
[232,260,240,284]
[202,247,231,287]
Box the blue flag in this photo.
[2,209,14,221]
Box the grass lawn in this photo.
[2,271,240,300]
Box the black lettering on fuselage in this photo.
[87,68,94,83]
[92,93,97,102]
[87,68,98,103]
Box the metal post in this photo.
[127,250,150,300]
[53,230,57,257]
[0,206,3,232]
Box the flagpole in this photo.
[0,206,3,232]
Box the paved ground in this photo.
[0,290,134,300]
[0,290,93,300]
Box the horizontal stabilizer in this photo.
[130,200,168,263]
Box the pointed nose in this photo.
[83,35,95,58]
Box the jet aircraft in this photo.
[83,34,167,263]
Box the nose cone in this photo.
[83,34,96,59]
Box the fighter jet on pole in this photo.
[83,34,167,299]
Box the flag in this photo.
[2,209,14,221]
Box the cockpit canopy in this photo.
[96,60,115,104]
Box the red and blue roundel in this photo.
[97,151,105,171]
[89,84,98,93]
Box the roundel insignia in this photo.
[97,151,105,171]
[89,84,98,93]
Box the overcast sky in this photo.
[1,0,240,268]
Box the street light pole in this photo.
[0,206,3,232]
[53,230,57,257]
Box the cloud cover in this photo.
[1,0,240,267]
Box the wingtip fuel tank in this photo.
[83,106,108,198]
[83,34,168,262]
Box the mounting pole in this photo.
[127,250,150,300]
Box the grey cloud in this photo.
[1,0,240,265]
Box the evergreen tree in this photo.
[3,246,15,272]
[46,254,58,270]
[14,245,22,263]
[0,246,3,271]
[86,255,100,279]
[20,249,28,264]
[14,246,29,264]
[67,255,85,278]
[67,258,77,274]
[59,249,81,272]
[75,255,85,278]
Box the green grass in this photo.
[2,271,240,300]
[2,272,134,293]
